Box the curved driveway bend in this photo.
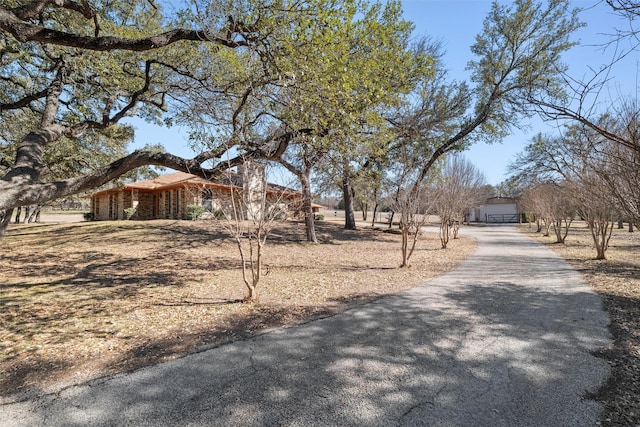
[2,225,612,426]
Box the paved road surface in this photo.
[1,225,611,426]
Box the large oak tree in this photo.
[0,0,321,235]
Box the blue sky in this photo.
[126,0,637,186]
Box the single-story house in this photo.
[468,197,520,223]
[311,203,325,213]
[88,165,302,221]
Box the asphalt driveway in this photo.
[1,225,611,426]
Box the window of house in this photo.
[108,194,116,219]
[164,191,171,219]
[152,194,158,218]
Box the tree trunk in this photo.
[630,222,634,233]
[371,202,378,227]
[553,219,565,243]
[0,209,13,237]
[244,284,258,303]
[543,218,551,237]
[300,173,317,243]
[237,235,261,303]
[23,206,31,223]
[588,219,613,260]
[439,219,450,249]
[28,205,41,223]
[400,222,409,267]
[342,173,356,230]
[14,206,22,224]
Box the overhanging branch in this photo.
[531,97,639,154]
[0,6,247,51]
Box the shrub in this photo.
[187,204,206,221]
[83,212,94,221]
[124,207,136,220]
[313,213,324,221]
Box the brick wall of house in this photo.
[150,188,193,219]
[178,188,187,219]
[159,191,167,218]
[209,188,239,217]
[92,194,113,220]
[137,192,156,219]
[179,187,200,219]
[122,190,133,216]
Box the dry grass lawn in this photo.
[0,219,475,401]
[521,222,640,427]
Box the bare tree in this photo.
[571,174,617,259]
[433,155,487,248]
[592,100,640,228]
[217,161,292,302]
[566,124,630,258]
[600,140,640,230]
[521,182,576,243]
[390,185,437,268]
[511,126,619,258]
[528,1,640,158]
[384,137,438,267]
[520,186,545,233]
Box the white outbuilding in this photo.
[469,197,520,223]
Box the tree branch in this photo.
[0,87,49,111]
[0,6,247,51]
[530,97,639,154]
[68,60,163,135]
[0,149,253,210]
[12,0,95,20]
[412,100,493,193]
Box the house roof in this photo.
[483,196,519,205]
[125,172,232,190]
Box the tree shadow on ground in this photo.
[0,218,465,402]
[571,259,640,281]
[264,221,400,245]
[588,291,640,426]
